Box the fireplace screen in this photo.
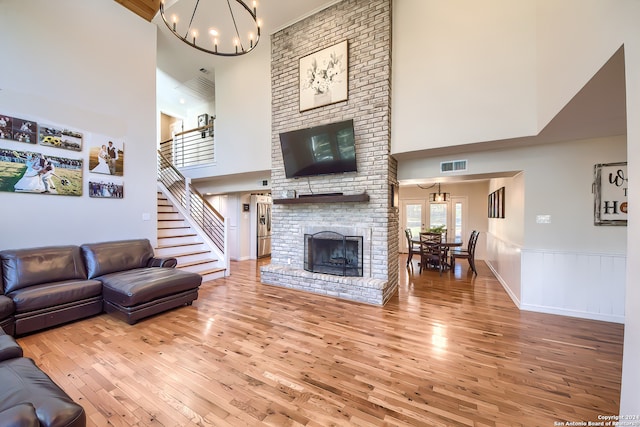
[304,231,363,277]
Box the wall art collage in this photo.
[0,113,124,199]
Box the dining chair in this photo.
[405,228,422,266]
[419,232,442,245]
[450,230,480,275]
[419,232,446,274]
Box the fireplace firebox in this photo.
[304,231,363,277]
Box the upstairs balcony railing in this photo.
[160,122,215,168]
[157,150,225,254]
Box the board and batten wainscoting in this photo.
[485,233,523,305]
[486,233,626,323]
[520,248,625,323]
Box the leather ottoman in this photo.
[100,267,201,324]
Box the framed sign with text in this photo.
[594,162,627,226]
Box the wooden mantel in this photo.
[273,193,370,205]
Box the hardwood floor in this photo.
[17,258,623,426]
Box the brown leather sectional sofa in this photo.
[0,327,85,427]
[0,238,203,426]
[0,238,202,336]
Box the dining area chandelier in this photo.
[430,183,450,202]
[417,182,450,202]
[160,0,261,56]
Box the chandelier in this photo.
[418,182,450,202]
[430,183,450,202]
[160,0,261,57]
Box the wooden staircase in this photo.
[156,192,226,281]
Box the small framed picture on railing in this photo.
[197,114,208,128]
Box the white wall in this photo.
[238,193,253,260]
[204,192,253,261]
[402,136,627,323]
[400,136,626,254]
[491,174,525,246]
[485,174,524,304]
[535,0,631,130]
[526,1,640,408]
[522,140,626,251]
[527,0,640,409]
[194,171,271,194]
[181,40,272,180]
[156,69,190,120]
[392,0,538,153]
[0,0,158,249]
[619,4,640,414]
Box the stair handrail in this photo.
[157,150,225,253]
[164,122,215,168]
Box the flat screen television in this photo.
[279,119,357,178]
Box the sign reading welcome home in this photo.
[594,162,627,226]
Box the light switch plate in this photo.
[536,215,551,224]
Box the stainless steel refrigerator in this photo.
[255,196,272,258]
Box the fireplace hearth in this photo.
[304,231,363,277]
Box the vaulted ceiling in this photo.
[114,0,160,22]
[114,0,626,152]
[114,0,342,106]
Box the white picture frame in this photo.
[299,40,348,112]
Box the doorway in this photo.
[400,196,468,252]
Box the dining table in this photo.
[440,240,463,269]
[417,233,463,271]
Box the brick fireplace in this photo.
[260,0,398,305]
[304,229,364,277]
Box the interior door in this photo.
[429,203,448,229]
[450,196,467,242]
[400,199,426,253]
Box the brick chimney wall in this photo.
[261,0,398,305]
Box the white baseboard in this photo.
[520,303,625,324]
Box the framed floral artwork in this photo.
[299,40,348,112]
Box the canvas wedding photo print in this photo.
[39,123,83,151]
[89,137,124,176]
[0,148,83,196]
[88,177,124,199]
[0,113,37,144]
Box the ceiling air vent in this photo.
[440,159,467,173]
[175,75,216,102]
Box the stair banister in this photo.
[157,150,227,275]
[185,176,191,216]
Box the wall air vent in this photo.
[440,159,467,173]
